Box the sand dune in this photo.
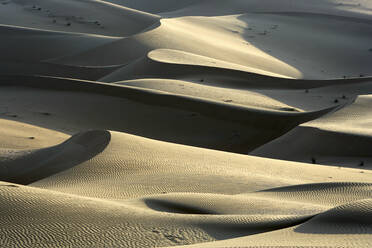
[0,0,372,247]
[0,0,159,36]
[52,9,372,79]
[0,131,369,246]
[0,130,110,184]
[0,75,341,153]
[252,81,372,169]
[0,119,68,149]
[0,24,119,61]
[0,60,119,80]
[0,181,315,247]
[29,131,372,199]
[0,131,370,246]
[171,200,372,248]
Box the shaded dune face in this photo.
[251,92,372,169]
[0,0,372,247]
[0,132,371,247]
[0,130,110,184]
[0,75,341,153]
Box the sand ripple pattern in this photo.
[0,0,372,247]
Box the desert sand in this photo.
[0,0,372,247]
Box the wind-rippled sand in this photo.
[0,0,372,247]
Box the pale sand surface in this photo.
[0,0,372,247]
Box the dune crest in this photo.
[0,130,110,184]
[0,0,372,247]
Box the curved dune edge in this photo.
[130,182,372,215]
[30,130,372,199]
[0,130,110,184]
[0,75,336,128]
[114,77,363,112]
[0,75,343,154]
[0,24,120,62]
[0,131,371,247]
[100,50,372,89]
[0,75,365,155]
[115,78,309,112]
[50,11,372,79]
[0,0,160,36]
[165,0,372,20]
[1,0,372,247]
[0,118,68,150]
[168,200,372,248]
[147,49,292,78]
[0,181,314,247]
[251,92,372,168]
[0,61,120,81]
[251,125,372,169]
[0,133,370,247]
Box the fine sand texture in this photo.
[0,0,372,247]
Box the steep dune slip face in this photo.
[251,82,372,169]
[0,130,110,184]
[0,0,372,247]
[0,0,159,36]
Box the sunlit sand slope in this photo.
[0,0,372,247]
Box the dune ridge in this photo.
[0,0,372,247]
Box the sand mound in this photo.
[148,49,289,78]
[0,132,370,246]
[173,200,372,248]
[0,118,68,149]
[1,0,372,247]
[0,130,110,184]
[0,0,159,36]
[0,61,119,80]
[0,181,316,247]
[252,83,372,168]
[168,0,372,19]
[100,49,371,91]
[31,131,372,199]
[0,75,339,152]
[114,78,303,111]
[103,0,200,14]
[296,198,372,234]
[0,24,119,61]
[113,77,354,112]
[53,11,372,79]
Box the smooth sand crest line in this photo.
[254,182,372,206]
[0,61,120,81]
[0,0,160,36]
[0,130,110,184]
[100,50,372,89]
[0,76,340,153]
[114,78,359,113]
[23,131,371,246]
[0,75,337,129]
[169,199,372,247]
[1,0,372,246]
[251,90,372,169]
[53,10,372,79]
[251,126,372,169]
[0,181,319,247]
[164,0,372,19]
[0,23,123,37]
[31,131,372,199]
[0,84,292,153]
[148,49,292,78]
[101,0,201,14]
[0,118,68,149]
[0,24,120,62]
[114,78,302,112]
